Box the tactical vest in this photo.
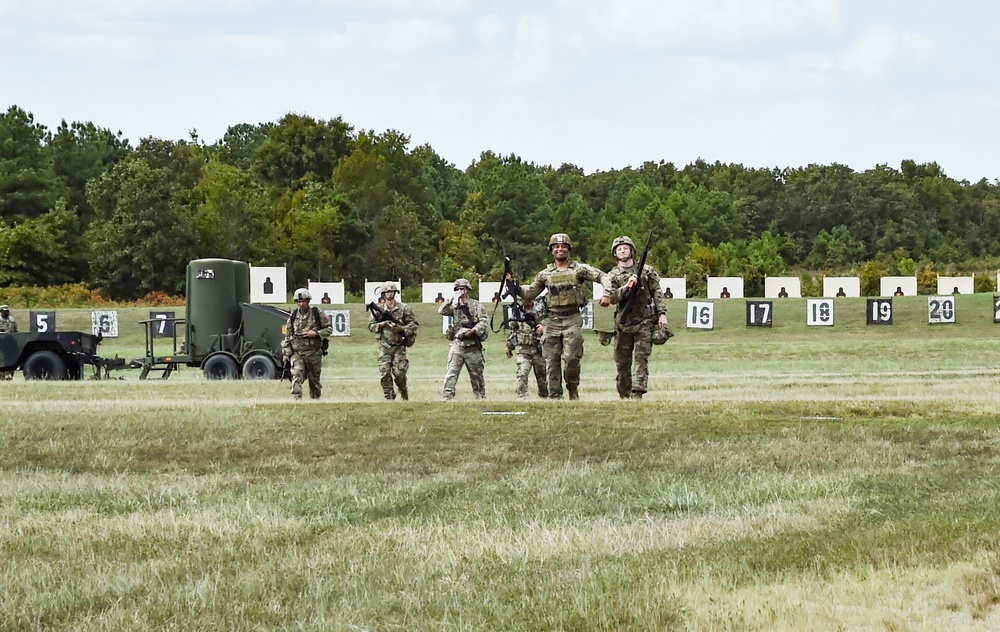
[546,265,586,308]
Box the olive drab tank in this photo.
[185,259,251,358]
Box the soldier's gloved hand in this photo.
[456,327,470,339]
[599,296,611,308]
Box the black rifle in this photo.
[366,302,413,347]
[280,358,292,382]
[491,248,524,333]
[617,230,654,326]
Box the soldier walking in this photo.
[507,233,607,400]
[439,278,488,400]
[505,297,548,399]
[282,288,332,400]
[600,236,670,400]
[368,282,418,400]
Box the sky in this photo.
[2,0,999,182]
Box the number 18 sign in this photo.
[807,299,834,326]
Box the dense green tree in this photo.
[0,106,65,225]
[211,122,274,172]
[47,120,131,225]
[86,139,205,299]
[196,160,275,262]
[254,114,355,190]
[0,201,80,286]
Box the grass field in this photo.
[3,295,1000,629]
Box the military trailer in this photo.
[0,331,125,380]
[135,258,290,380]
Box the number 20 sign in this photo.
[927,296,956,324]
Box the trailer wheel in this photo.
[242,353,277,380]
[23,351,68,380]
[203,354,239,380]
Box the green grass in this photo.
[3,299,1000,629]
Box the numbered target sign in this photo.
[807,299,834,326]
[326,310,351,336]
[150,311,176,338]
[29,311,56,333]
[686,301,715,330]
[866,298,893,325]
[580,303,594,330]
[927,296,956,324]
[993,295,1000,323]
[442,315,454,334]
[91,310,119,337]
[746,301,772,327]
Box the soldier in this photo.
[281,288,332,400]
[0,305,16,333]
[439,278,488,400]
[505,297,548,400]
[507,233,607,400]
[368,282,419,401]
[601,236,670,400]
[0,305,17,380]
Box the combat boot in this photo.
[384,390,396,400]
[399,389,408,401]
[630,391,643,401]
[568,387,579,400]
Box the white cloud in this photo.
[563,0,841,49]
[838,26,932,78]
[316,19,455,55]
[512,15,554,79]
[476,15,505,47]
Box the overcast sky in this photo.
[2,0,998,181]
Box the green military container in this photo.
[135,258,290,380]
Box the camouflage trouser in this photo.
[377,345,409,399]
[541,311,584,399]
[514,351,547,399]
[443,342,485,399]
[614,323,654,398]
[290,350,324,399]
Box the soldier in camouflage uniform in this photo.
[0,305,17,380]
[439,278,489,400]
[282,288,333,400]
[368,282,419,401]
[508,233,607,400]
[505,297,548,399]
[601,236,669,400]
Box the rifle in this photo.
[366,302,414,347]
[491,247,524,333]
[617,231,654,326]
[280,357,292,382]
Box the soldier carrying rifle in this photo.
[505,296,548,400]
[599,234,671,400]
[367,282,419,401]
[438,278,488,400]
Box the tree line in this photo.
[3,104,999,301]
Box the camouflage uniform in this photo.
[439,296,489,399]
[0,306,16,380]
[368,300,419,400]
[606,261,667,399]
[282,307,332,399]
[505,301,548,399]
[520,261,606,399]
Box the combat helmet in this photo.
[380,281,399,296]
[454,278,473,291]
[293,288,311,301]
[548,233,572,250]
[611,235,635,257]
[652,326,675,345]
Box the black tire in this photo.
[23,350,67,380]
[242,353,277,380]
[202,354,239,380]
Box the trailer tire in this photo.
[203,354,239,380]
[23,350,67,380]
[242,353,277,380]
